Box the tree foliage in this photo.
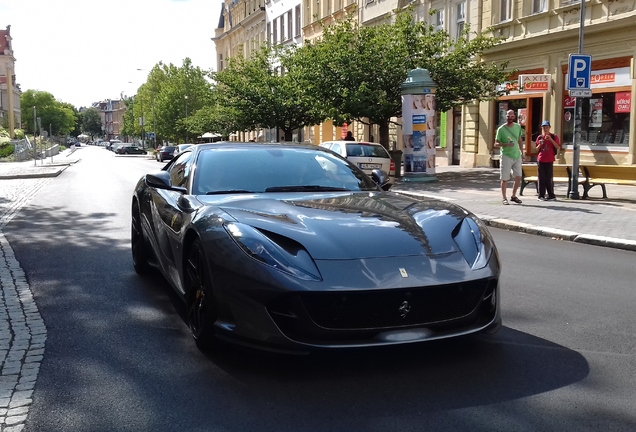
[81,107,103,138]
[123,59,214,144]
[284,8,510,146]
[20,90,76,136]
[212,46,325,141]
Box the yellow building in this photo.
[466,0,636,167]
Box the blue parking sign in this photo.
[567,54,592,90]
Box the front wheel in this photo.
[131,201,150,275]
[185,239,218,350]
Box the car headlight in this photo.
[453,217,495,270]
[224,222,322,281]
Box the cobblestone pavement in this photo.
[0,178,51,432]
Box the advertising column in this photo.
[401,69,438,177]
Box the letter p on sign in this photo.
[567,54,592,90]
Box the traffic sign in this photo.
[569,89,592,97]
[567,54,592,90]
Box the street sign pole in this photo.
[569,0,586,199]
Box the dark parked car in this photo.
[116,145,146,155]
[156,145,176,162]
[131,142,501,353]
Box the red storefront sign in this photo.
[564,96,576,108]
[615,92,631,113]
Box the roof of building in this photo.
[0,25,12,56]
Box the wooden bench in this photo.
[520,164,583,197]
[580,165,636,199]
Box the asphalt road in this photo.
[5,146,636,432]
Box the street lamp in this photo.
[185,95,189,143]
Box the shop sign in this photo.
[564,96,576,108]
[589,67,630,89]
[519,74,551,93]
[615,91,631,113]
[496,80,520,95]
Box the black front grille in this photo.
[298,280,491,330]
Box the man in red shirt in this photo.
[535,120,561,201]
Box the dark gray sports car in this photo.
[131,142,501,353]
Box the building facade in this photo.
[467,0,636,167]
[0,25,21,134]
[94,99,126,141]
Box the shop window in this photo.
[562,91,631,147]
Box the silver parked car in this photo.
[319,141,395,190]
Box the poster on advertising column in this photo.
[402,93,437,174]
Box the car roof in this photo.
[323,140,383,146]
[192,142,330,152]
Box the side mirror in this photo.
[371,169,390,190]
[145,172,187,194]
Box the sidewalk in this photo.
[1,152,635,251]
[393,166,636,252]
[0,147,81,179]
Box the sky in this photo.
[0,0,222,108]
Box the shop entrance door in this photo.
[452,110,461,165]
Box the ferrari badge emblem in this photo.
[399,301,411,318]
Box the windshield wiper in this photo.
[205,190,256,195]
[265,185,349,192]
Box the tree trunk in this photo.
[379,120,390,150]
[283,129,293,142]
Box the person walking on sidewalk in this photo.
[535,120,561,201]
[494,109,526,205]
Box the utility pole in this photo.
[185,95,189,143]
[50,123,53,163]
[569,0,587,199]
[37,117,43,165]
[33,106,37,166]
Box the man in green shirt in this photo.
[495,110,526,205]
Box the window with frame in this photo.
[218,54,224,72]
[280,14,285,41]
[272,17,278,44]
[436,9,445,31]
[295,5,301,36]
[267,22,271,45]
[455,2,466,39]
[287,10,293,40]
[500,0,511,22]
[325,0,331,15]
[532,0,546,13]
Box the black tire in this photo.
[185,239,217,350]
[131,201,150,275]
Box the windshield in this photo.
[345,143,390,158]
[192,147,379,195]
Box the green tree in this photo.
[81,107,103,139]
[20,90,76,136]
[285,8,510,147]
[121,97,135,140]
[213,45,325,141]
[135,58,213,143]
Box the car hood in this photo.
[199,192,473,260]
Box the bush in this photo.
[0,143,15,158]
